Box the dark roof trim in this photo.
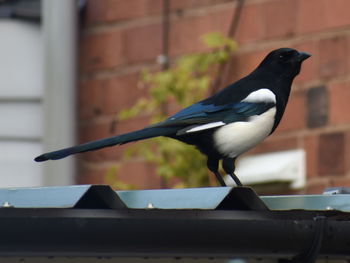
[0,0,41,21]
[1,185,350,260]
[0,0,86,22]
[0,208,349,259]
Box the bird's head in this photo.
[258,48,311,79]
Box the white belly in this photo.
[213,107,276,158]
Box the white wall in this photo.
[0,20,44,187]
[0,2,81,188]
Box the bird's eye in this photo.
[279,50,295,61]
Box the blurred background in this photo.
[1,0,350,194]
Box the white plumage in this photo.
[242,88,276,103]
[185,121,225,133]
[214,107,276,158]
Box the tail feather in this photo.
[34,126,176,162]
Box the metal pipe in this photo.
[41,0,77,185]
[0,209,349,260]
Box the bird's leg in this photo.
[207,158,226,187]
[222,157,243,187]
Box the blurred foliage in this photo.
[111,32,237,188]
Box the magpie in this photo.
[35,48,310,187]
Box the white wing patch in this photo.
[214,107,276,158]
[242,89,276,103]
[185,121,225,133]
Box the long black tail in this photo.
[34,126,177,162]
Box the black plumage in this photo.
[35,48,310,186]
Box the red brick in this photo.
[330,176,350,188]
[324,0,350,29]
[170,0,233,10]
[305,179,329,194]
[79,30,124,73]
[124,23,162,64]
[78,78,108,120]
[318,132,345,176]
[84,0,105,24]
[85,0,162,24]
[77,161,160,189]
[318,36,349,79]
[167,100,185,117]
[77,165,107,185]
[346,131,350,174]
[263,0,297,39]
[297,0,327,34]
[169,8,232,56]
[85,0,233,24]
[329,81,350,125]
[275,90,306,133]
[297,0,350,35]
[79,120,114,144]
[117,160,161,189]
[104,73,148,113]
[303,135,319,178]
[78,117,152,163]
[116,115,152,134]
[78,116,151,161]
[235,3,265,44]
[249,136,298,155]
[79,116,151,143]
[79,72,147,120]
[79,142,128,163]
[348,36,350,72]
[77,123,130,162]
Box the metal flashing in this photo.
[0,185,126,209]
[261,194,350,212]
[117,186,268,210]
[1,185,350,212]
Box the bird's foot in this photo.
[229,173,243,187]
[213,171,227,187]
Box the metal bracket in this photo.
[217,186,269,210]
[74,185,127,209]
[323,187,350,195]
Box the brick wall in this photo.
[78,0,350,193]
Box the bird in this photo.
[35,48,310,187]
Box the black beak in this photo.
[298,51,311,62]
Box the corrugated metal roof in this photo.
[1,185,350,212]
